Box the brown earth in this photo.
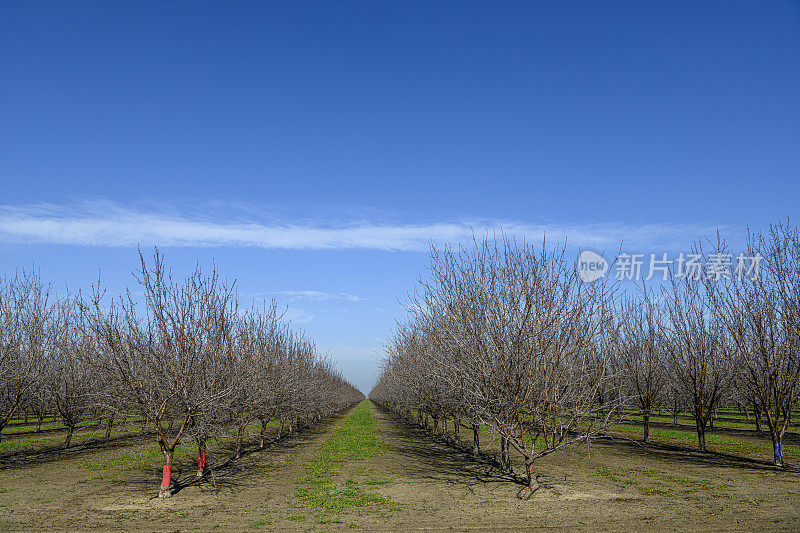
[0,402,798,531]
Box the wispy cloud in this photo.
[0,200,730,252]
[282,308,315,324]
[280,290,364,302]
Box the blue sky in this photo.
[1,1,798,391]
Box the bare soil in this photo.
[0,402,798,531]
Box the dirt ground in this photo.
[0,402,798,531]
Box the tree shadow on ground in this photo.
[119,408,357,499]
[0,430,155,470]
[619,418,800,442]
[590,435,799,474]
[374,404,798,500]
[169,421,335,497]
[374,405,542,494]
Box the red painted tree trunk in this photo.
[197,439,207,477]
[197,451,206,477]
[159,450,173,498]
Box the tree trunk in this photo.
[771,434,784,467]
[525,461,538,491]
[64,425,75,448]
[672,398,680,427]
[753,404,762,433]
[696,421,706,452]
[472,425,480,455]
[500,436,511,470]
[36,414,43,432]
[235,425,244,459]
[160,449,173,498]
[643,413,650,443]
[260,419,268,449]
[105,416,114,440]
[197,438,207,477]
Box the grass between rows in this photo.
[0,424,144,453]
[608,424,797,463]
[2,420,100,435]
[620,414,799,431]
[591,465,734,498]
[463,415,795,464]
[466,420,794,466]
[294,400,396,520]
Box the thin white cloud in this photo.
[0,201,730,252]
[280,290,364,302]
[282,308,315,324]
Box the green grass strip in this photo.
[294,400,392,515]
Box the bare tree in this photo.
[46,296,98,447]
[706,220,800,466]
[0,271,52,443]
[662,273,733,452]
[373,236,623,494]
[86,249,363,497]
[90,250,239,497]
[616,287,666,443]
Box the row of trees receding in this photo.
[0,250,363,497]
[370,220,799,491]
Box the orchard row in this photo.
[0,250,363,497]
[371,220,799,490]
